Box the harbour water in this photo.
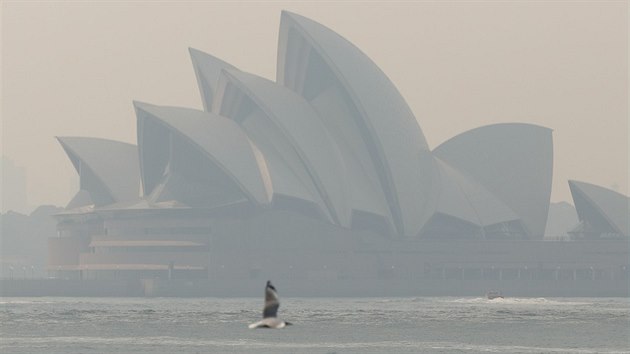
[1,297,628,353]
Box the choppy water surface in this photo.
[1,296,628,353]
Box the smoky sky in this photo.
[1,1,628,208]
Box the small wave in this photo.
[0,300,54,305]
[490,298,590,306]
[425,341,629,353]
[57,309,108,316]
[135,309,156,314]
[1,337,627,353]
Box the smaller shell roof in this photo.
[569,180,629,237]
[57,136,140,204]
[213,73,335,223]
[433,157,520,227]
[218,69,352,227]
[189,48,238,111]
[433,123,553,238]
[133,101,272,206]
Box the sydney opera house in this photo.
[48,12,628,296]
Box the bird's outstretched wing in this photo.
[263,281,279,318]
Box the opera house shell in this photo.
[568,180,630,240]
[47,12,627,296]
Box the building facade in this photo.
[48,11,627,296]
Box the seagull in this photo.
[248,280,292,329]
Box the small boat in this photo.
[486,291,504,300]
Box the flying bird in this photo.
[248,280,292,329]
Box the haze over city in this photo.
[2,1,627,212]
[2,3,629,354]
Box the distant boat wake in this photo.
[248,281,292,329]
[449,297,590,306]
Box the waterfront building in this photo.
[47,12,628,296]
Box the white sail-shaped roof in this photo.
[57,137,140,207]
[277,11,434,237]
[214,72,334,223]
[433,123,553,239]
[569,180,629,238]
[134,101,272,206]
[433,157,520,228]
[189,48,238,112]
[216,70,352,227]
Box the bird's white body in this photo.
[248,318,288,329]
